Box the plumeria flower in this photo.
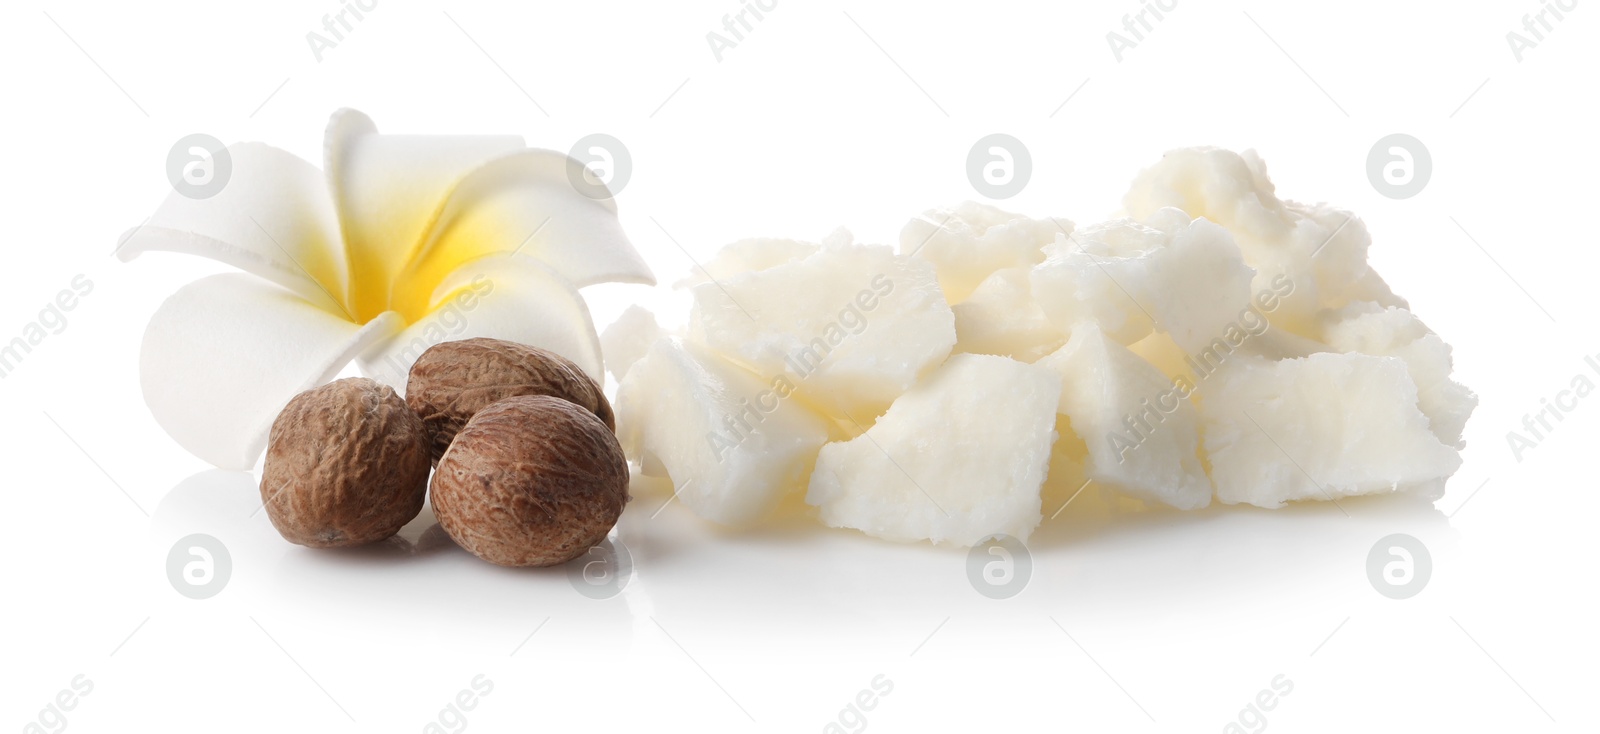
[119,109,654,470]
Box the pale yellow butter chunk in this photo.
[599,304,666,383]
[688,233,955,417]
[806,354,1061,546]
[1199,353,1462,508]
[951,266,1066,362]
[1323,302,1477,448]
[1030,209,1257,352]
[899,201,1063,303]
[615,338,833,525]
[1121,147,1405,338]
[1037,323,1212,510]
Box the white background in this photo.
[2,0,1595,731]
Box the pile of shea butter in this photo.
[608,147,1476,546]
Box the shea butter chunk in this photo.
[806,353,1060,546]
[689,234,955,416]
[615,338,832,525]
[899,201,1062,303]
[1200,353,1462,508]
[951,266,1066,362]
[1122,148,1404,336]
[1037,323,1212,510]
[600,305,667,383]
[1031,211,1256,352]
[1323,302,1477,448]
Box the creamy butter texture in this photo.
[613,147,1476,544]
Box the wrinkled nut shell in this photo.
[260,377,431,548]
[431,395,629,567]
[406,337,614,464]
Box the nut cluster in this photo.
[259,338,628,567]
[406,338,614,464]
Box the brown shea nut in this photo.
[430,395,629,567]
[260,377,431,548]
[406,337,614,464]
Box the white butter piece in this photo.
[1200,353,1462,508]
[599,304,665,383]
[689,233,955,417]
[1037,323,1212,510]
[1030,209,1257,353]
[951,266,1066,362]
[1324,302,1477,448]
[615,338,833,525]
[806,353,1060,545]
[899,201,1063,303]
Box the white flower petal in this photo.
[358,254,604,388]
[141,273,403,470]
[323,108,524,320]
[117,142,348,310]
[392,149,654,312]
